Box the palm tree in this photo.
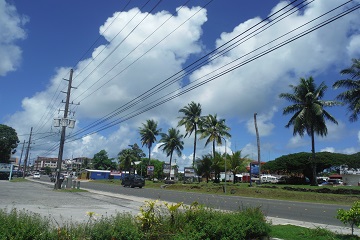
[227,150,250,184]
[279,76,339,185]
[139,119,162,165]
[159,128,184,179]
[333,58,360,122]
[118,148,136,174]
[195,154,212,183]
[212,152,223,183]
[178,101,202,168]
[198,114,231,160]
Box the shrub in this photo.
[0,208,55,240]
[337,200,360,235]
[0,202,270,240]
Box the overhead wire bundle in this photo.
[29,0,358,157]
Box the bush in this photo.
[0,202,270,240]
[337,200,360,235]
[0,208,55,240]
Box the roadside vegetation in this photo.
[0,201,271,240]
[93,178,360,205]
[1,200,359,240]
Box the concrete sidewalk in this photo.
[1,179,359,236]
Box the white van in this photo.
[261,175,278,183]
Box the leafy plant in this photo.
[337,201,360,235]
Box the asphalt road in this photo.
[77,179,348,226]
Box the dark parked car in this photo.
[122,175,145,188]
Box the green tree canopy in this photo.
[118,149,137,173]
[227,150,250,184]
[118,144,146,173]
[92,150,116,170]
[195,154,212,183]
[139,119,161,165]
[333,58,360,122]
[279,76,339,185]
[159,128,184,178]
[198,114,231,160]
[0,124,19,163]
[178,101,202,168]
[262,151,358,179]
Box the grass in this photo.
[270,225,360,240]
[87,179,360,205]
[9,177,28,182]
[145,181,360,205]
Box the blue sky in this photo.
[1,0,360,169]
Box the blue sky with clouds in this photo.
[1,0,360,169]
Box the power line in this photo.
[63,1,359,144]
[66,0,305,139]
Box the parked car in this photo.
[321,179,343,186]
[261,175,278,183]
[33,172,41,179]
[122,175,145,188]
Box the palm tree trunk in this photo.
[148,147,151,165]
[169,151,173,180]
[212,140,217,182]
[311,128,317,186]
[212,140,216,159]
[193,128,197,168]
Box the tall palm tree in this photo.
[178,101,202,168]
[279,76,339,185]
[139,119,161,165]
[333,58,360,122]
[227,150,250,184]
[159,128,184,179]
[198,114,231,160]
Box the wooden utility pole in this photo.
[18,140,25,172]
[22,127,33,178]
[55,69,74,189]
[254,113,261,184]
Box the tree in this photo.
[279,76,339,185]
[195,154,212,183]
[212,152,223,183]
[159,128,184,179]
[333,58,360,122]
[227,150,250,184]
[0,124,19,163]
[337,200,360,236]
[139,119,162,165]
[198,114,231,160]
[118,144,146,174]
[129,143,146,161]
[178,101,202,168]
[92,150,116,170]
[118,149,137,173]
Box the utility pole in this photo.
[55,69,74,190]
[254,113,261,184]
[23,127,33,178]
[18,140,25,173]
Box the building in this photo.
[34,157,59,171]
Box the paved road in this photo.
[1,178,359,236]
[78,179,348,226]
